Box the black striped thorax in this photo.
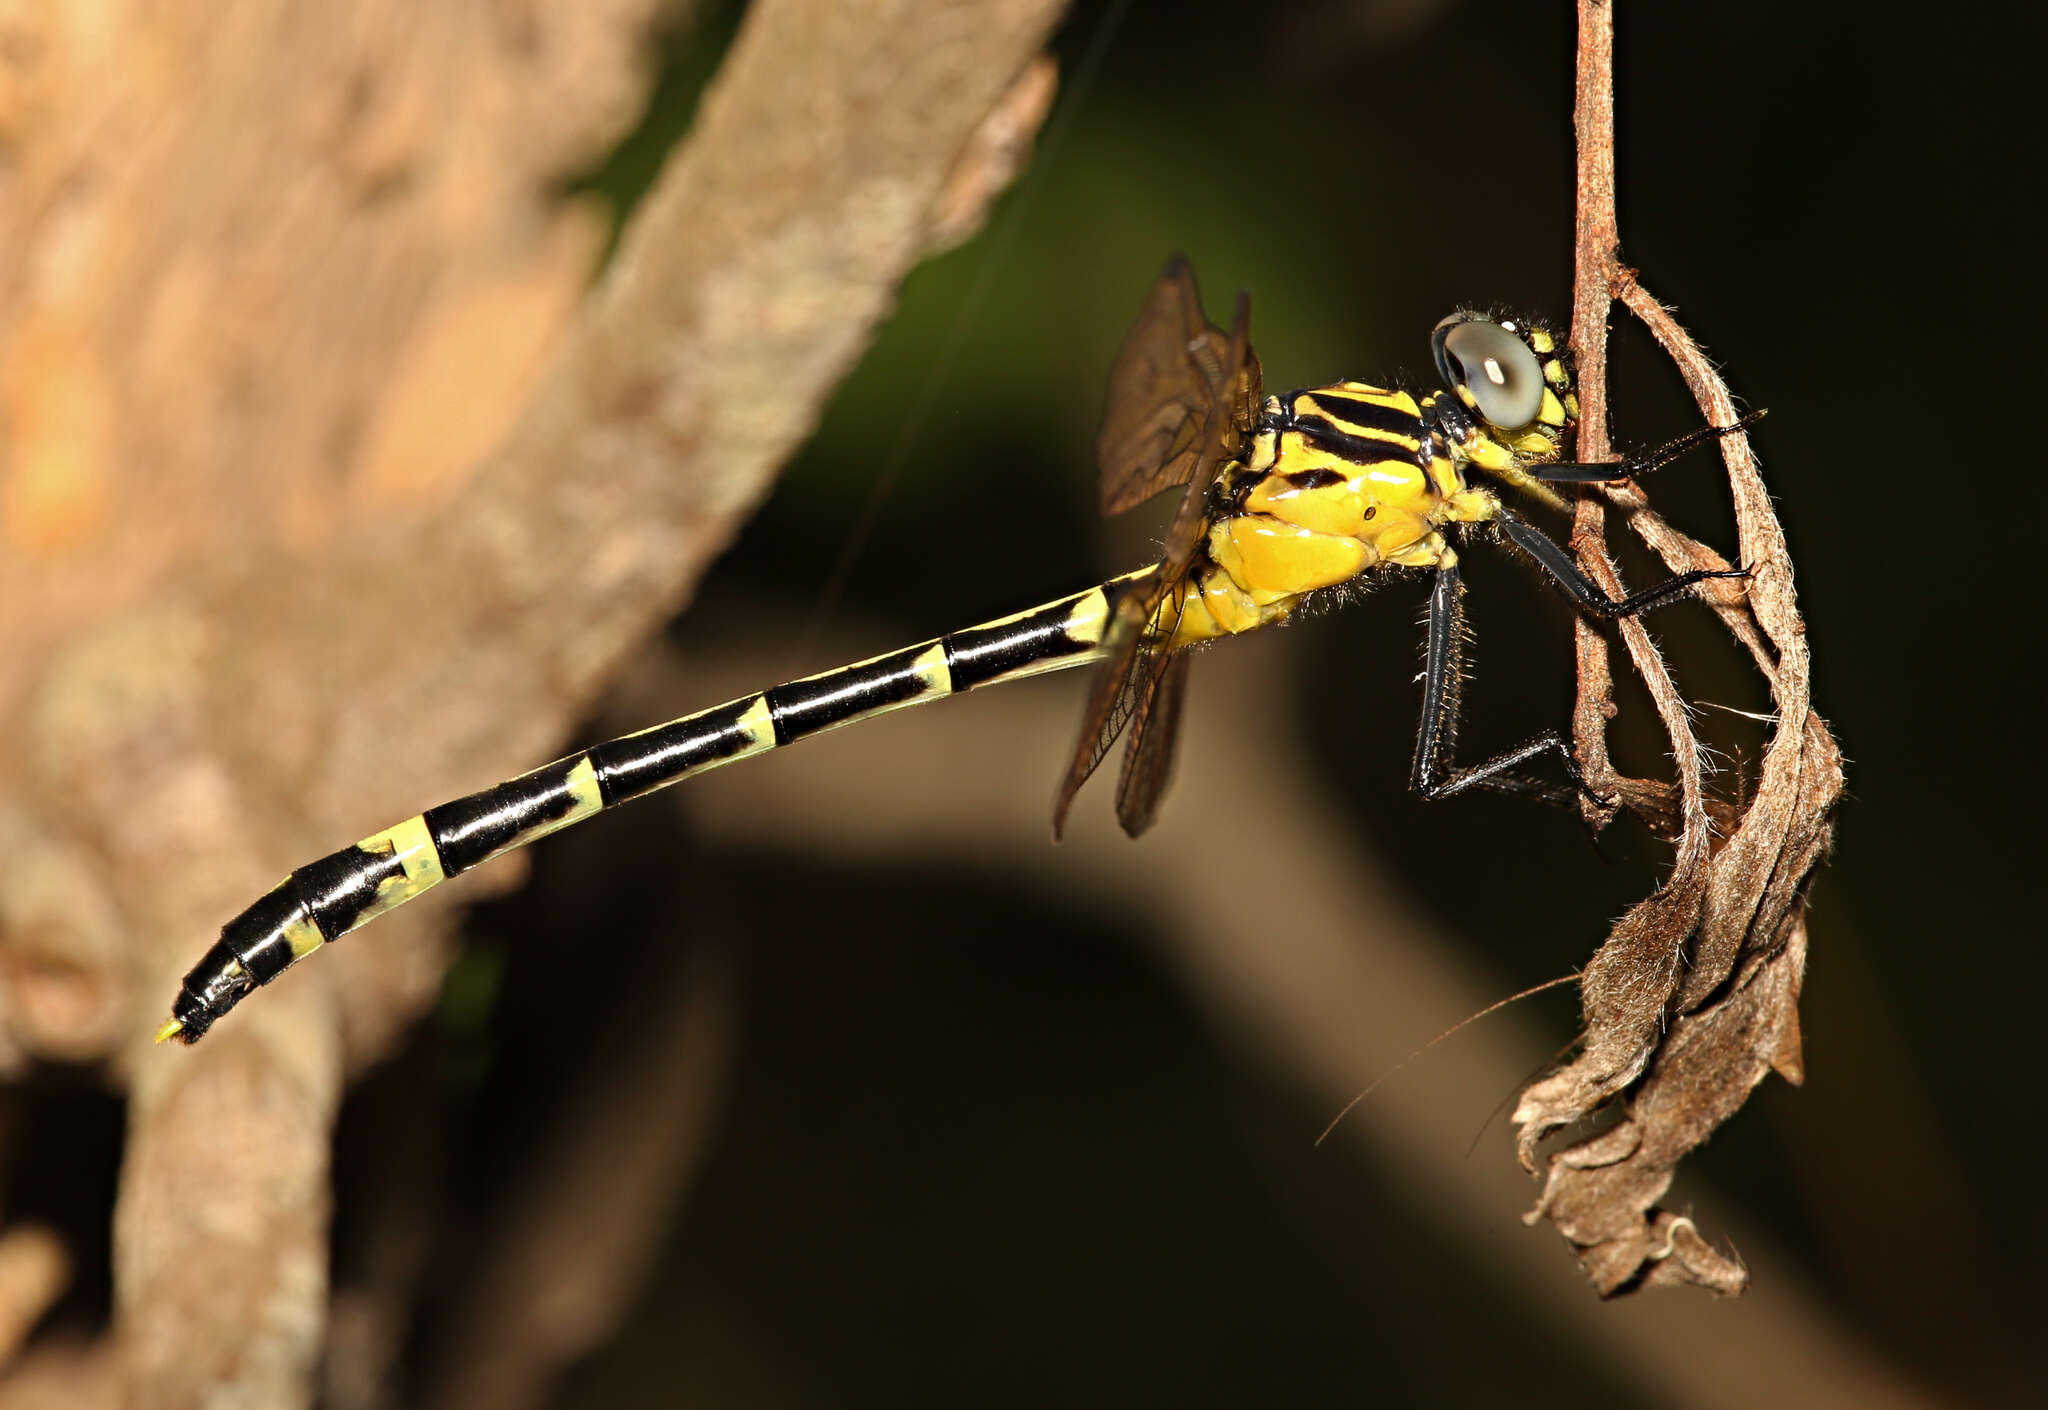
[1216,381,1462,513]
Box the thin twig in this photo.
[1566,0,1624,821]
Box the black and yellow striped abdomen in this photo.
[160,570,1154,1042]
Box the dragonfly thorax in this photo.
[1161,380,1498,646]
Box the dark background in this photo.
[323,2,2040,1405]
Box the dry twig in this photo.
[1511,0,1845,1295]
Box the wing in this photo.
[1051,572,1179,839]
[1053,272,1258,837]
[1113,650,1192,837]
[1097,256,1263,518]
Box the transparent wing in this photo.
[1113,650,1192,837]
[1054,272,1258,836]
[1098,256,1242,518]
[1051,568,1177,838]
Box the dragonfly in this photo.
[159,256,1757,1044]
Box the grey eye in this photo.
[1433,316,1545,429]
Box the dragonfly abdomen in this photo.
[159,571,1150,1043]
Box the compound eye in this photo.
[1436,317,1545,429]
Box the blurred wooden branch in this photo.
[0,0,1066,1404]
[0,1227,66,1367]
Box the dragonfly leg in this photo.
[1526,409,1766,483]
[1493,506,1747,617]
[1413,497,1746,804]
[1410,560,1597,806]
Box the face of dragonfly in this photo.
[1430,313,1578,460]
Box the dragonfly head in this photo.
[1431,313,1579,460]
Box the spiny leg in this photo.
[1411,495,1746,805]
[1410,560,1590,805]
[1527,409,1766,483]
[1492,506,1747,618]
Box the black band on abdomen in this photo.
[424,755,592,875]
[764,645,940,746]
[944,600,1100,692]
